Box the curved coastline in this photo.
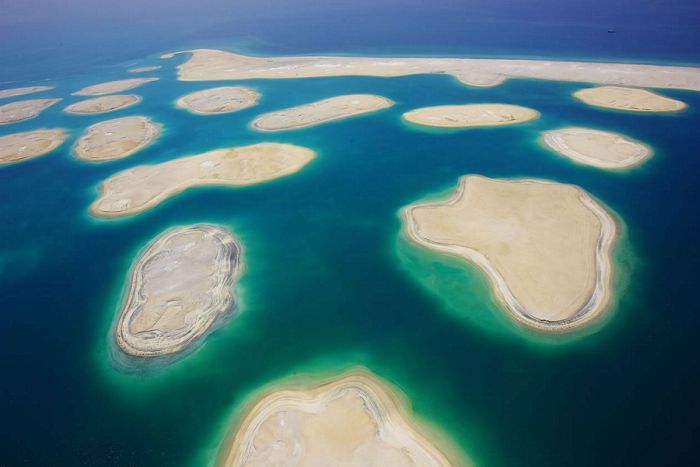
[573,85,687,112]
[403,103,539,128]
[0,129,67,165]
[0,98,62,124]
[64,95,141,115]
[175,86,260,114]
[73,116,160,162]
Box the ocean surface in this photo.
[1,1,699,466]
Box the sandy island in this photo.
[542,127,651,169]
[128,65,161,73]
[0,98,62,124]
[115,224,242,357]
[217,369,464,467]
[73,116,160,162]
[251,94,393,131]
[73,78,158,96]
[0,129,67,165]
[573,85,687,112]
[403,175,617,332]
[64,95,140,115]
[176,86,260,114]
[403,103,538,128]
[90,142,315,217]
[0,86,54,99]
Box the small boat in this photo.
[608,29,617,33]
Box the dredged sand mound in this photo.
[403,175,617,332]
[0,86,54,99]
[251,94,393,131]
[542,127,651,169]
[403,103,538,128]
[217,369,462,467]
[0,129,67,165]
[73,116,160,162]
[64,95,140,114]
[73,78,158,96]
[128,66,161,73]
[90,142,315,217]
[0,98,62,124]
[176,86,260,114]
[115,224,242,357]
[573,86,687,112]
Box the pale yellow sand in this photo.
[573,86,687,112]
[176,86,260,114]
[64,95,140,115]
[403,175,617,332]
[251,94,393,131]
[73,78,158,96]
[0,98,62,125]
[542,127,651,169]
[175,49,700,90]
[403,103,539,128]
[73,116,160,162]
[0,86,54,99]
[90,142,315,217]
[115,224,242,357]
[217,369,465,467]
[0,129,67,165]
[128,65,161,73]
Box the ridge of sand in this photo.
[176,86,260,114]
[403,103,539,128]
[73,78,158,96]
[573,85,687,112]
[73,116,160,162]
[64,94,141,114]
[0,129,67,165]
[0,98,62,124]
[0,86,54,99]
[128,66,161,73]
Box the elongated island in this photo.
[0,129,67,165]
[0,98,62,124]
[64,95,140,114]
[0,86,54,99]
[73,78,158,96]
[573,86,687,112]
[176,86,259,114]
[403,103,538,128]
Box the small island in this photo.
[573,86,687,112]
[72,78,158,96]
[0,129,67,165]
[64,95,140,114]
[73,116,160,162]
[128,65,161,73]
[542,127,651,169]
[0,98,62,124]
[251,94,393,131]
[0,85,54,99]
[403,103,539,128]
[176,86,260,114]
[403,175,617,332]
[115,224,242,358]
[90,142,316,217]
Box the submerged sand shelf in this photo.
[403,175,617,332]
[64,94,140,114]
[573,86,687,112]
[0,86,54,99]
[115,224,242,357]
[90,142,316,217]
[176,86,260,114]
[0,129,67,165]
[73,116,160,162]
[128,65,161,73]
[251,94,393,131]
[217,369,462,467]
[0,98,62,124]
[542,127,651,169]
[403,103,539,128]
[73,78,158,96]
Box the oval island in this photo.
[73,116,160,162]
[64,95,140,114]
[403,103,539,128]
[0,129,67,166]
[0,85,54,100]
[0,98,62,124]
[573,85,686,112]
[176,86,260,114]
[73,77,158,96]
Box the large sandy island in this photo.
[217,369,463,467]
[403,103,538,128]
[73,78,158,96]
[0,86,54,99]
[0,129,67,165]
[64,95,140,114]
[128,65,161,73]
[251,94,393,131]
[175,49,700,90]
[403,175,617,332]
[573,86,687,112]
[0,98,62,124]
[90,142,315,217]
[115,224,242,357]
[542,127,651,169]
[176,86,260,114]
[73,116,160,162]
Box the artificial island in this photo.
[0,98,62,124]
[176,86,260,114]
[573,85,687,112]
[64,95,140,114]
[403,103,538,128]
[0,85,54,99]
[0,129,67,165]
[73,78,158,96]
[73,116,160,162]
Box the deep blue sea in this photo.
[1,1,699,466]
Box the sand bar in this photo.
[115,224,242,357]
[573,86,687,112]
[0,129,67,165]
[64,94,140,114]
[0,98,62,124]
[176,86,260,114]
[0,86,54,99]
[403,175,616,331]
[90,142,315,217]
[73,116,160,162]
[73,78,158,96]
[251,94,393,131]
[542,127,651,169]
[217,369,463,467]
[403,103,538,128]
[128,66,161,73]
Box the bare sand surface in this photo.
[403,175,616,332]
[403,103,538,128]
[128,66,161,73]
[90,142,315,217]
[251,94,393,131]
[73,78,158,96]
[176,49,700,90]
[0,86,54,99]
[0,98,62,124]
[73,116,160,162]
[176,86,260,114]
[64,95,140,114]
[573,85,687,112]
[115,224,242,357]
[217,369,464,467]
[0,129,67,165]
[542,127,651,169]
